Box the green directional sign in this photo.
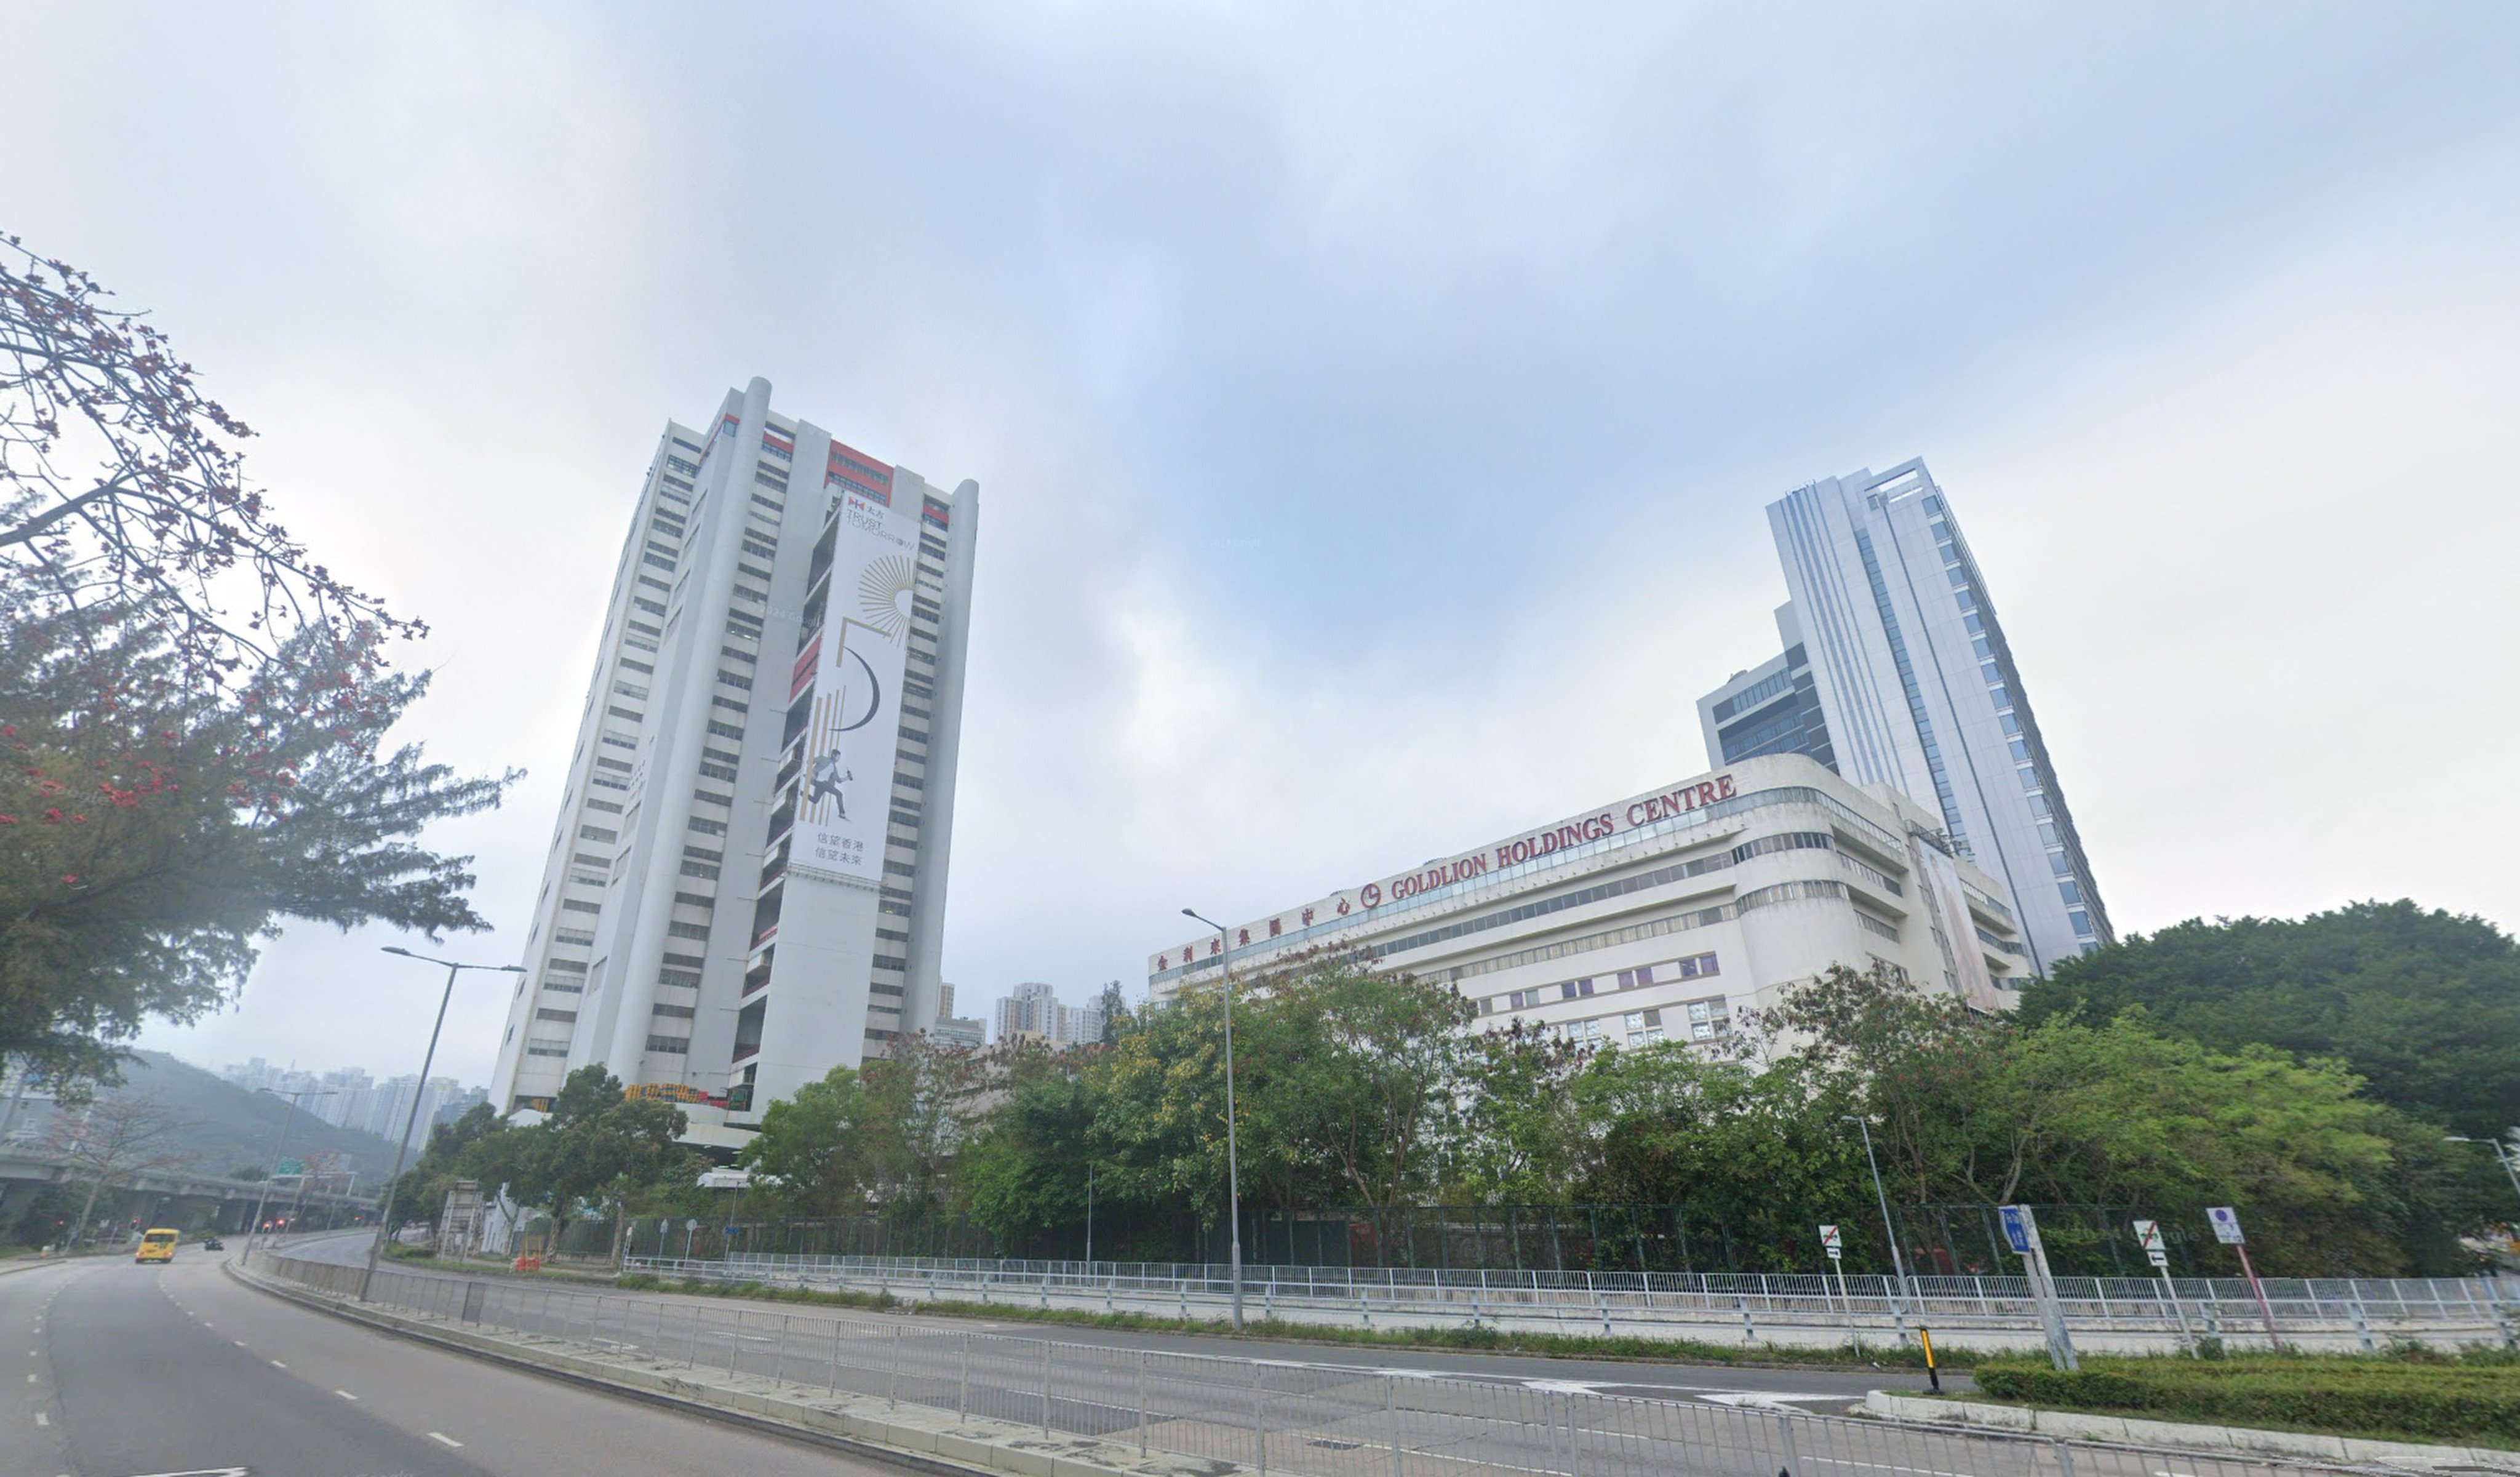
[277,1158,305,1177]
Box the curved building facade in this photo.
[1149,753,2031,1045]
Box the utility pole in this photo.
[362,948,523,1300]
[1182,908,1245,1333]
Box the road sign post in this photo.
[1819,1224,1858,1350]
[2000,1204,2078,1371]
[2208,1206,2281,1347]
[2133,1219,2195,1355]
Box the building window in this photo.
[1684,997,1729,1041]
[645,1036,691,1055]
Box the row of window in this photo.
[1481,951,1721,1015]
[1551,996,1729,1048]
[1926,499,2095,945]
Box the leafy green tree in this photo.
[959,1041,1101,1252]
[854,1036,983,1220]
[738,1064,874,1216]
[2024,902,2520,1137]
[1759,964,2474,1275]
[386,1100,504,1233]
[1579,1046,1865,1271]
[463,1067,698,1255]
[1250,956,1472,1212]
[1446,1023,1593,1203]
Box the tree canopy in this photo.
[707,951,2504,1277]
[2022,900,2520,1137]
[395,1066,701,1246]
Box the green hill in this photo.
[112,1052,410,1186]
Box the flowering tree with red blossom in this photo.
[0,236,511,1086]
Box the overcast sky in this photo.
[9,4,2516,1086]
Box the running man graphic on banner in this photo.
[792,489,920,884]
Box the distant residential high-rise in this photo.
[991,982,1102,1047]
[360,1075,472,1152]
[928,983,984,1051]
[1697,458,2109,974]
[993,982,1059,1043]
[487,378,980,1145]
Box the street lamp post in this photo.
[1843,1115,1916,1326]
[1182,908,1245,1333]
[2447,1133,2520,1211]
[361,947,524,1301]
[245,1087,338,1255]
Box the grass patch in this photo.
[1969,1349,2520,1449]
[610,1273,1973,1371]
[616,1273,903,1312]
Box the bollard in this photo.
[1774,1410,1799,1477]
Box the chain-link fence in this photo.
[250,1246,2418,1477]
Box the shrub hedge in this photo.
[1971,1353,2520,1446]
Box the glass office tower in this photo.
[1697,458,2109,974]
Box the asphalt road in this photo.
[284,1231,1951,1409]
[0,1247,904,1477]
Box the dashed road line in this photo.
[269,1358,287,1369]
[333,1388,359,1401]
[428,1431,464,1447]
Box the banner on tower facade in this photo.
[789,488,920,886]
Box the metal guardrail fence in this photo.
[616,1251,2520,1353]
[250,1247,2403,1477]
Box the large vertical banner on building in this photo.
[1911,839,2003,1010]
[791,489,919,885]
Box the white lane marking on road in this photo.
[334,1388,359,1401]
[33,1411,45,1425]
[269,1358,287,1368]
[232,1340,246,1347]
[24,1372,33,1383]
[428,1431,465,1447]
[114,1468,251,1476]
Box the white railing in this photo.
[615,1252,2519,1354]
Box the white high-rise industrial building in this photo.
[488,378,980,1144]
[1697,459,2107,974]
